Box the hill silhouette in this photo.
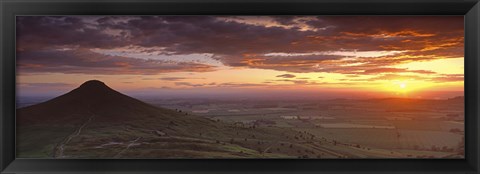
[17,80,178,123]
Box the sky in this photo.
[16,16,464,99]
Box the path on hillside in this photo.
[114,137,142,158]
[262,141,277,154]
[54,115,95,158]
[310,144,346,158]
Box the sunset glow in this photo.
[16,16,464,99]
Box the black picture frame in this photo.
[1,0,479,173]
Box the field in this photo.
[142,97,465,158]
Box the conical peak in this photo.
[79,80,107,88]
[18,79,167,124]
[76,80,113,92]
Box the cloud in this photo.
[174,82,207,87]
[16,17,125,51]
[159,77,188,81]
[173,81,262,88]
[361,68,436,75]
[17,16,463,76]
[432,74,464,82]
[276,74,296,78]
[217,82,264,87]
[158,77,206,81]
[275,79,313,85]
[17,49,215,75]
[18,82,73,88]
[174,82,216,87]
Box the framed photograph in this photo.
[1,0,479,173]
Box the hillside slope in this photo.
[17,80,353,159]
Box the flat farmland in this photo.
[397,130,462,149]
[133,97,465,158]
[296,128,400,149]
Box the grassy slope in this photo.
[18,110,360,158]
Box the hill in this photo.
[17,80,352,159]
[17,80,179,123]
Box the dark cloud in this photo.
[276,74,296,78]
[17,16,463,80]
[174,82,207,87]
[160,77,206,81]
[98,16,309,55]
[217,82,264,87]
[275,79,312,85]
[173,81,261,88]
[16,16,125,51]
[159,77,188,81]
[271,16,299,25]
[17,49,215,75]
